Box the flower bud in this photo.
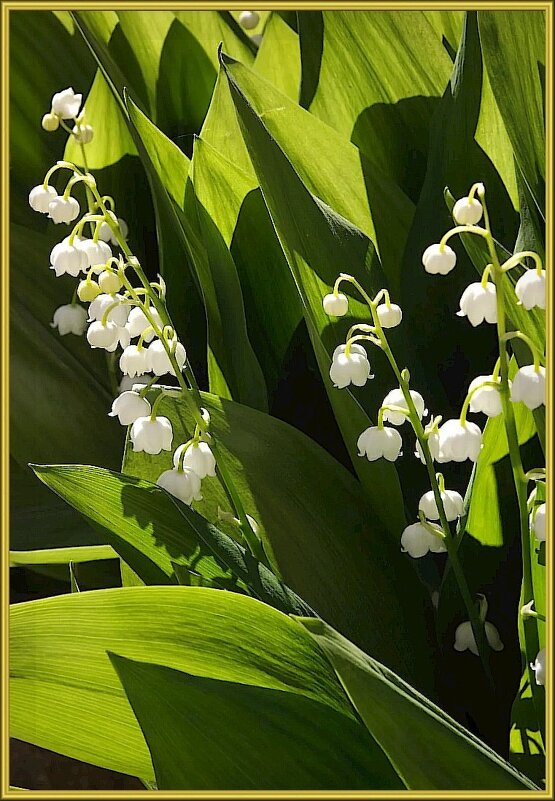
[173,441,217,478]
[329,343,372,389]
[511,365,545,410]
[468,375,503,417]
[357,426,402,462]
[530,648,546,686]
[322,292,349,316]
[531,502,546,541]
[239,10,260,29]
[29,184,58,213]
[77,279,101,302]
[109,391,151,425]
[147,339,187,377]
[157,467,202,505]
[515,269,546,310]
[72,123,94,144]
[48,196,80,224]
[376,302,402,328]
[98,270,123,294]
[41,113,59,132]
[437,419,482,463]
[50,304,87,336]
[401,522,446,559]
[422,243,456,275]
[86,320,120,350]
[51,87,82,119]
[454,620,504,656]
[98,214,129,246]
[50,236,88,277]
[418,489,463,521]
[131,415,173,455]
[88,293,130,327]
[457,282,497,326]
[452,196,483,225]
[126,306,162,340]
[119,345,150,377]
[381,388,426,426]
[76,238,112,268]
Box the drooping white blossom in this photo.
[126,306,162,340]
[51,87,82,119]
[530,648,546,686]
[29,184,57,213]
[468,375,503,417]
[50,236,88,277]
[88,293,130,327]
[401,522,446,559]
[376,302,403,328]
[76,238,112,268]
[156,467,202,505]
[510,365,545,410]
[322,292,349,316]
[173,441,217,478]
[454,620,504,656]
[415,431,441,463]
[239,10,260,29]
[453,196,483,226]
[418,489,464,522]
[119,345,150,377]
[50,304,87,336]
[422,243,457,275]
[381,388,426,426]
[86,320,120,350]
[109,391,151,425]
[437,419,482,463]
[357,426,402,462]
[48,196,80,224]
[458,282,497,326]
[329,343,372,389]
[147,339,187,377]
[98,213,129,246]
[531,503,546,542]
[515,270,546,310]
[72,123,94,144]
[131,415,173,455]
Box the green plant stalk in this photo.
[480,194,544,741]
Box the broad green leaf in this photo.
[110,654,403,790]
[254,12,300,100]
[10,545,116,566]
[298,618,537,790]
[10,586,355,779]
[123,387,434,693]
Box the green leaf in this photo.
[10,544,116,567]
[110,654,403,790]
[123,388,434,692]
[298,618,537,790]
[253,12,300,100]
[10,586,355,779]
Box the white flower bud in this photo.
[437,419,482,463]
[41,113,59,132]
[51,87,82,119]
[86,320,120,350]
[453,197,483,225]
[357,426,402,462]
[454,620,504,656]
[239,10,260,29]
[173,441,217,478]
[531,503,546,541]
[401,522,446,559]
[418,489,464,522]
[109,391,151,425]
[376,302,402,328]
[458,282,497,326]
[147,339,186,377]
[157,467,202,505]
[76,238,112,268]
[511,365,545,410]
[49,236,88,277]
[118,374,153,394]
[329,343,372,389]
[381,388,426,426]
[50,304,87,336]
[468,375,503,417]
[29,184,58,213]
[98,270,123,294]
[77,279,101,302]
[72,123,94,144]
[48,196,80,224]
[422,243,456,275]
[322,292,349,316]
[531,648,546,686]
[88,293,130,327]
[415,431,441,463]
[251,33,263,45]
[119,345,150,377]
[125,306,162,340]
[131,415,173,455]
[515,269,546,310]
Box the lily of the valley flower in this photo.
[29,184,57,213]
[452,196,483,226]
[357,426,402,462]
[41,113,59,132]
[437,419,482,462]
[422,243,457,275]
[531,502,546,541]
[86,320,120,350]
[329,343,372,389]
[77,278,101,302]
[381,388,426,425]
[109,391,151,425]
[77,238,112,268]
[50,236,88,277]
[119,344,150,377]
[126,306,162,340]
[454,619,504,656]
[72,123,94,144]
[239,10,260,29]
[131,415,173,455]
[468,375,503,417]
[401,522,447,559]
[322,292,349,316]
[511,365,545,409]
[173,441,217,478]
[98,213,129,246]
[418,489,464,522]
[98,270,123,294]
[531,648,546,686]
[88,293,130,327]
[458,282,497,326]
[48,195,80,224]
[157,466,203,505]
[376,302,403,328]
[148,339,187,377]
[50,304,87,336]
[51,87,82,119]
[515,269,546,310]
[415,431,441,463]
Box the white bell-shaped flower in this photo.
[515,269,546,310]
[48,196,80,224]
[50,304,87,336]
[419,489,464,522]
[437,419,482,463]
[458,282,497,326]
[239,10,260,29]
[109,391,151,425]
[49,236,88,277]
[72,123,94,144]
[381,388,426,426]
[131,415,173,455]
[357,426,402,462]
[88,293,130,327]
[106,326,131,354]
[511,365,545,409]
[173,441,217,479]
[119,345,150,377]
[322,292,349,316]
[157,467,202,505]
[76,238,112,268]
[329,343,372,389]
[98,270,123,294]
[147,339,187,377]
[531,648,546,686]
[416,431,441,463]
[98,213,129,246]
[422,243,457,275]
[453,196,483,225]
[401,522,446,559]
[29,184,57,213]
[454,620,504,656]
[468,375,503,417]
[118,374,153,394]
[51,87,82,119]
[531,503,546,542]
[86,320,120,350]
[376,302,402,328]
[126,306,162,340]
